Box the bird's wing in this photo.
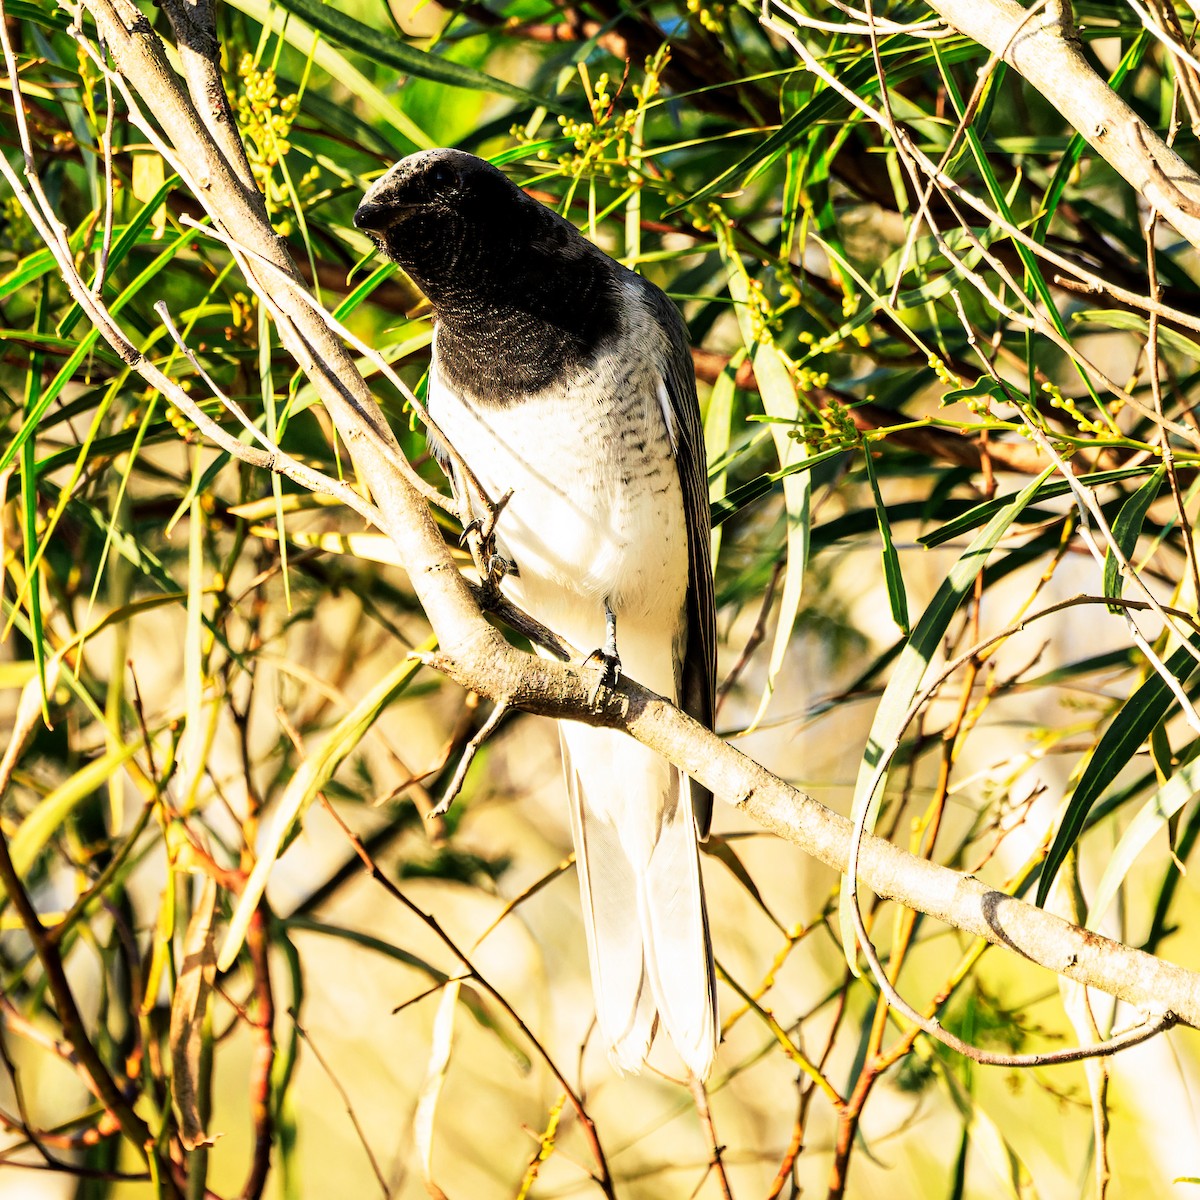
[644,283,717,838]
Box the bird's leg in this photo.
[583,598,622,704]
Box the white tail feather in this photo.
[638,772,716,1078]
[561,722,717,1079]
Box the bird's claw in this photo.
[458,517,484,548]
[583,646,622,707]
[461,513,517,600]
[485,553,515,584]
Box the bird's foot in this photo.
[460,509,517,603]
[583,600,622,705]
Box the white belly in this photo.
[429,336,688,685]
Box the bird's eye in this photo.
[428,162,458,190]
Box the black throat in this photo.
[386,201,624,404]
[435,259,621,402]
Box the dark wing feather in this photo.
[643,282,717,839]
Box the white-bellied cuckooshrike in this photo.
[355,148,718,1079]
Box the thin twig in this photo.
[94,37,116,292]
[430,698,510,818]
[843,591,1188,1066]
[290,1012,390,1198]
[1144,212,1200,606]
[687,1075,734,1200]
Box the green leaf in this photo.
[710,444,848,528]
[669,39,981,213]
[271,0,560,112]
[1086,752,1200,926]
[231,0,436,150]
[840,467,1055,967]
[1037,634,1200,905]
[941,377,1006,407]
[919,467,1153,549]
[862,442,909,634]
[1072,309,1200,362]
[720,228,810,733]
[1103,467,1164,612]
[1033,31,1149,243]
[704,349,739,569]
[1,226,202,477]
[5,740,143,890]
[57,173,179,337]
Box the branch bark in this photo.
[40,0,1200,1051]
[922,0,1200,249]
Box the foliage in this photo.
[1,0,1200,1197]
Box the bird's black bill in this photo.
[352,201,389,232]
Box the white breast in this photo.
[428,282,689,662]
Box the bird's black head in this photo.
[353,149,551,309]
[355,148,622,399]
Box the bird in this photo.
[354,148,718,1080]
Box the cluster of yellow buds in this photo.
[1041,380,1107,435]
[166,395,197,438]
[233,54,299,191]
[797,363,831,390]
[742,274,783,345]
[803,398,858,450]
[927,352,962,390]
[555,106,638,156]
[959,389,991,416]
[1,196,36,257]
[685,0,727,34]
[632,48,669,104]
[514,49,671,180]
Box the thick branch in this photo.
[157,0,258,196]
[923,0,1200,248]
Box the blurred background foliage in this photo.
[2,0,1200,1196]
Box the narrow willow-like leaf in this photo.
[933,43,1107,422]
[1038,634,1200,905]
[704,836,787,934]
[670,39,981,213]
[415,979,460,1190]
[710,444,848,528]
[1087,754,1200,926]
[179,477,209,815]
[19,283,48,712]
[1033,31,1149,243]
[840,467,1055,967]
[230,0,436,150]
[58,173,178,336]
[1,226,202,476]
[862,441,909,634]
[720,229,810,733]
[1073,309,1200,361]
[170,876,218,1151]
[272,0,558,111]
[919,466,1152,549]
[1103,467,1164,612]
[704,350,739,569]
[4,739,143,891]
